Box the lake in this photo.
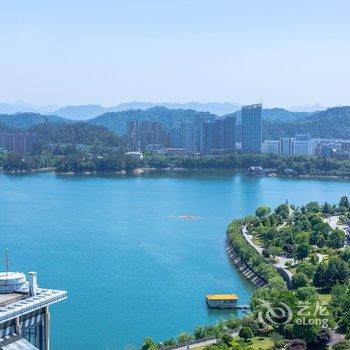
[0,171,349,349]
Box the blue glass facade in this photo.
[241,103,262,153]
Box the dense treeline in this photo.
[227,219,284,285]
[30,122,127,152]
[55,152,142,173]
[3,150,350,176]
[144,153,350,177]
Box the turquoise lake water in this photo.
[0,171,349,349]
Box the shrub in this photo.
[292,272,309,289]
[333,340,350,350]
[239,326,253,341]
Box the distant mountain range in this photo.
[1,105,349,140]
[0,101,327,120]
[0,101,58,115]
[52,102,242,120]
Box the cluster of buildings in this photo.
[125,103,265,155]
[262,136,350,159]
[126,117,231,154]
[126,105,261,155]
[0,132,37,154]
[262,134,315,156]
[314,140,350,160]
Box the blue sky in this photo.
[0,0,349,107]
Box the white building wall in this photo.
[294,141,314,156]
[262,140,279,155]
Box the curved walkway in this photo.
[241,226,293,285]
[169,332,239,350]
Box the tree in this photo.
[194,326,206,339]
[220,333,233,346]
[178,332,192,344]
[270,332,285,349]
[255,206,271,218]
[294,243,310,261]
[238,326,253,341]
[328,229,346,249]
[325,256,350,287]
[339,196,350,209]
[315,328,331,346]
[275,204,290,219]
[306,202,321,213]
[294,231,310,245]
[295,286,317,301]
[286,339,306,350]
[140,337,158,350]
[333,340,350,350]
[296,262,316,280]
[262,248,271,258]
[225,317,241,330]
[292,272,308,289]
[341,247,350,261]
[313,263,328,288]
[292,320,320,343]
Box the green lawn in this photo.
[247,337,274,350]
[318,293,331,303]
[230,337,273,350]
[191,337,273,350]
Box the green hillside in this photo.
[0,113,72,129]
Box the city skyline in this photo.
[1,1,349,107]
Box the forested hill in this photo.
[30,123,124,148]
[88,106,216,134]
[233,108,310,123]
[0,113,72,129]
[263,106,350,139]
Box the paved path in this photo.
[170,332,239,350]
[324,215,349,233]
[242,226,263,254]
[241,226,293,280]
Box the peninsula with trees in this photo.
[140,197,350,350]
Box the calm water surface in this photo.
[0,171,349,349]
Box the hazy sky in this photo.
[0,0,349,107]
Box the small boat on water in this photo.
[177,215,197,220]
[206,294,238,309]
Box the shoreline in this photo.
[2,167,350,180]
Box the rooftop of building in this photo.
[206,294,238,301]
[0,293,25,308]
[242,103,262,110]
[0,271,67,324]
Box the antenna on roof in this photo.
[4,248,9,276]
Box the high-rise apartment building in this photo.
[126,120,169,150]
[241,104,262,153]
[294,140,314,156]
[279,138,295,156]
[262,140,279,155]
[201,116,236,153]
[179,122,195,153]
[0,132,37,153]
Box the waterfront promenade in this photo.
[241,226,293,284]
